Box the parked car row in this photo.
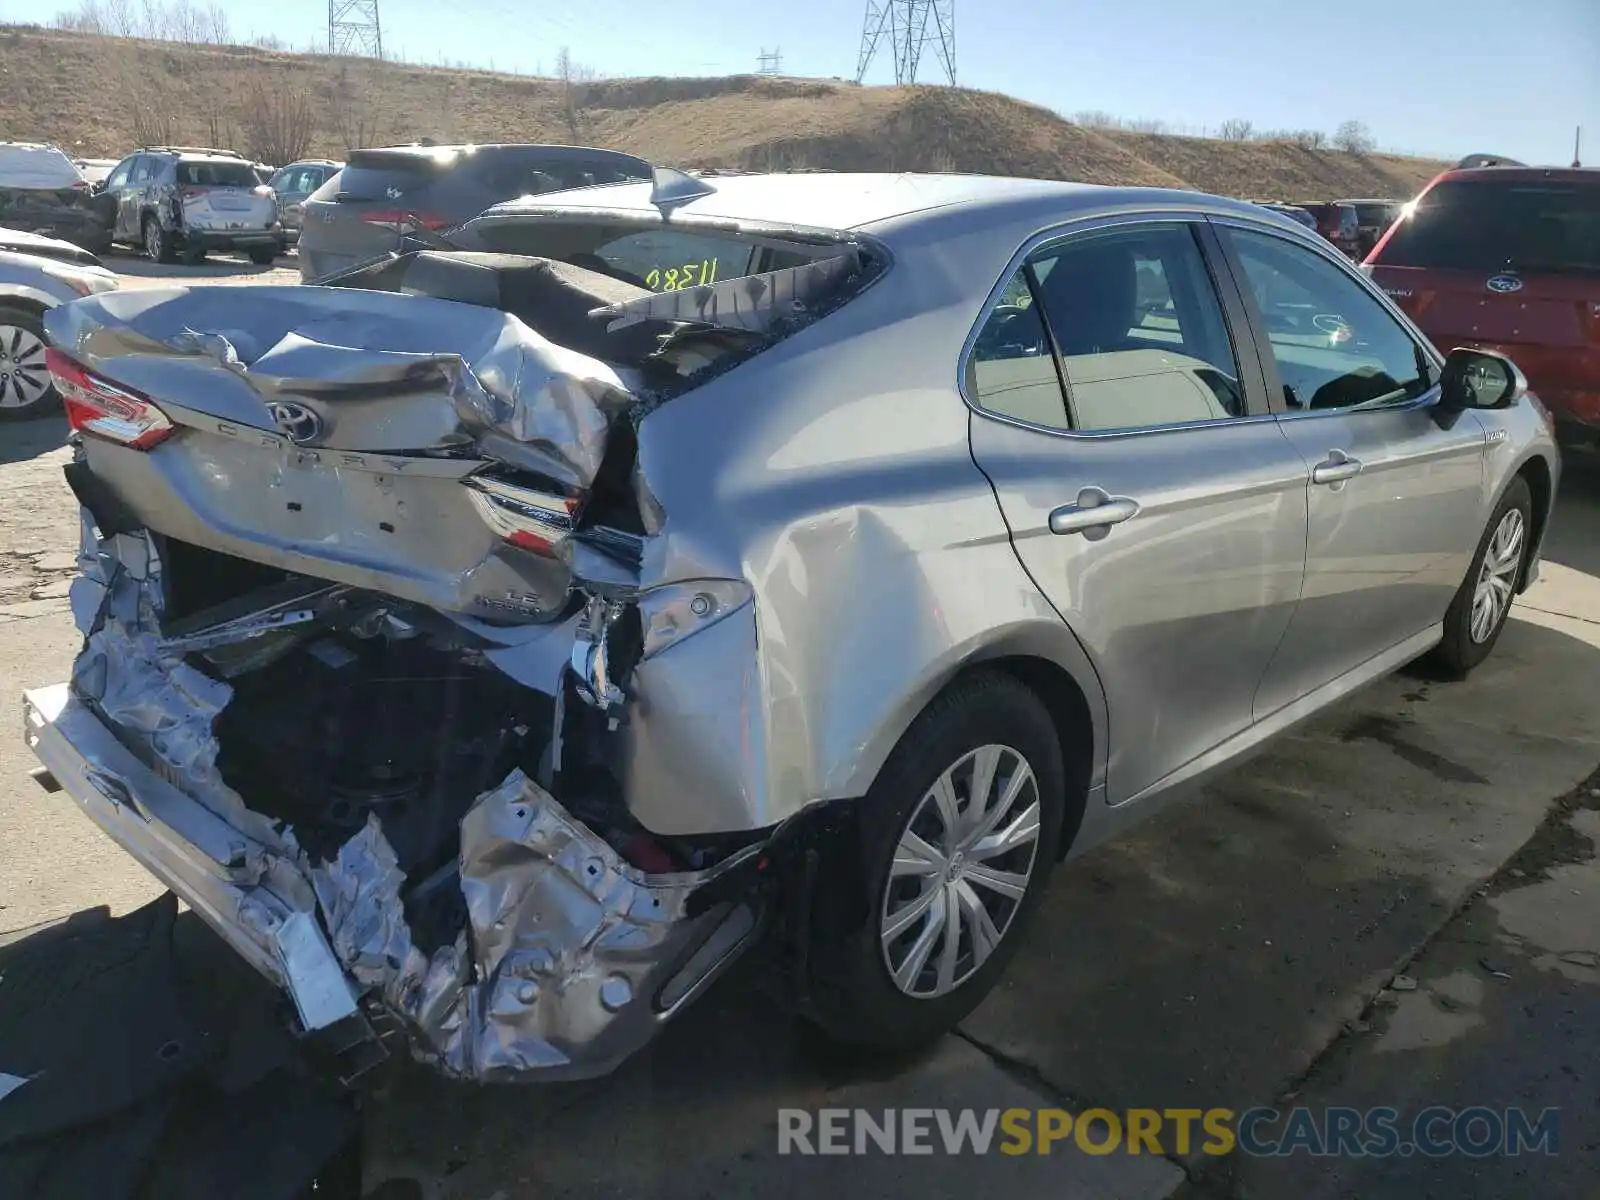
[1250,196,1403,259]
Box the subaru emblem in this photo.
[1485,274,1523,294]
[266,401,323,445]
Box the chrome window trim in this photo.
[957,208,1282,441]
[1207,214,1451,427]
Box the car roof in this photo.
[483,171,1279,234]
[1430,166,1598,186]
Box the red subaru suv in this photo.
[1365,166,1600,444]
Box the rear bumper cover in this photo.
[184,228,285,252]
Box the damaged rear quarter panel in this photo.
[624,235,1106,834]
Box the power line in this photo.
[329,0,383,58]
[757,46,783,76]
[856,0,954,85]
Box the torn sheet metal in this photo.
[45,284,635,490]
[310,771,758,1081]
[594,253,860,334]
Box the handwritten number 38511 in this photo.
[645,259,720,292]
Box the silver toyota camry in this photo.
[26,170,1560,1081]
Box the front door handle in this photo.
[1049,486,1141,536]
[1311,450,1363,485]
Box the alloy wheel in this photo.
[879,744,1042,999]
[0,324,50,411]
[145,221,161,261]
[1469,508,1524,644]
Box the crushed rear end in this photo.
[25,227,881,1080]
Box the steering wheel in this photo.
[975,305,1043,358]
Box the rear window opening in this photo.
[1376,179,1600,273]
[177,161,260,188]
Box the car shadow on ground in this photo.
[104,251,290,280]
[0,414,68,465]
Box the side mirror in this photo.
[1434,347,1525,429]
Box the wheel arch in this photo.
[1514,453,1554,593]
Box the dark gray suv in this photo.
[296,143,652,281]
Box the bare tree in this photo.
[1218,118,1254,142]
[131,104,177,148]
[554,46,597,145]
[1072,109,1117,129]
[204,109,238,153]
[239,77,314,165]
[1333,120,1376,153]
[329,77,392,153]
[1292,128,1327,150]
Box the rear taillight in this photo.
[47,348,175,450]
[464,474,581,555]
[359,209,451,233]
[70,180,90,191]
[179,185,205,201]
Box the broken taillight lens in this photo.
[47,348,176,450]
[463,474,581,555]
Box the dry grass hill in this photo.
[0,26,1447,201]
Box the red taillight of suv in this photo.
[47,348,176,450]
[358,209,452,233]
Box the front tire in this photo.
[247,244,279,266]
[806,672,1067,1051]
[0,307,56,420]
[1432,475,1533,676]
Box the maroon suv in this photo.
[1365,167,1600,441]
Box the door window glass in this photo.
[104,159,134,189]
[1023,224,1245,431]
[1227,227,1432,411]
[967,270,1069,427]
[128,157,154,184]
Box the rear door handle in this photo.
[1311,450,1363,485]
[1049,486,1141,536]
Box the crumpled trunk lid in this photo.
[45,284,640,622]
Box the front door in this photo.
[1213,222,1487,718]
[967,218,1310,805]
[92,156,133,242]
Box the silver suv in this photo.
[89,146,284,265]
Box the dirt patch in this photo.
[1489,765,1600,889]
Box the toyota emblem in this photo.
[266,401,323,444]
[1485,273,1523,294]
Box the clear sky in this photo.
[15,0,1600,165]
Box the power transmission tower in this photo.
[329,0,383,58]
[856,0,954,85]
[757,47,783,76]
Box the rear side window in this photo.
[177,161,259,187]
[969,224,1246,432]
[129,157,156,184]
[1375,178,1600,273]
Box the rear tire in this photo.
[805,672,1067,1051]
[180,238,206,266]
[143,216,176,264]
[0,306,56,421]
[1431,475,1532,676]
[247,245,279,266]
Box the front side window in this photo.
[970,223,1245,432]
[104,158,134,189]
[128,157,155,184]
[1226,227,1431,411]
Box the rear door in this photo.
[966,216,1310,805]
[1214,220,1487,717]
[1367,175,1600,429]
[298,148,462,278]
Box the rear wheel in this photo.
[247,244,279,266]
[143,216,175,264]
[1431,475,1532,675]
[806,672,1066,1050]
[0,307,55,420]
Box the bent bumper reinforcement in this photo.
[24,683,763,1082]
